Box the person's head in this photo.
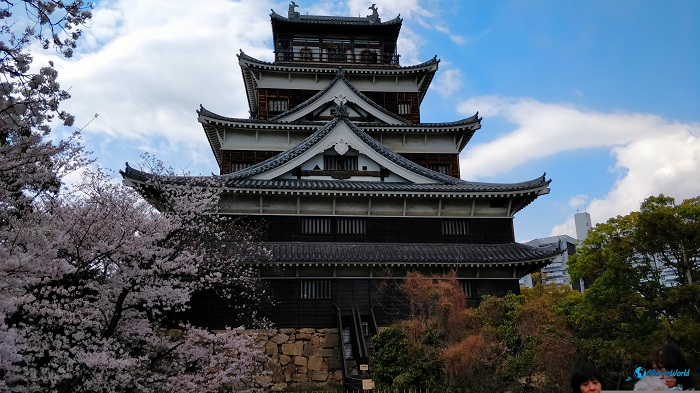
[648,343,693,389]
[571,362,603,393]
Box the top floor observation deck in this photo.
[271,5,402,66]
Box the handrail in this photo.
[334,304,347,389]
[370,303,379,337]
[353,303,368,364]
[350,304,365,362]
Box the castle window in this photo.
[460,280,475,299]
[302,218,331,234]
[337,218,366,234]
[442,220,469,235]
[398,102,411,115]
[327,47,346,63]
[360,49,378,64]
[428,163,450,175]
[324,156,358,170]
[301,280,332,299]
[231,162,254,172]
[299,47,313,61]
[268,99,288,112]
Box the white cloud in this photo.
[432,68,462,97]
[568,194,589,210]
[457,96,700,238]
[33,0,275,169]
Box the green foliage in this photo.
[566,194,700,390]
[371,325,444,391]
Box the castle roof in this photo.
[253,242,561,267]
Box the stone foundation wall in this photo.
[249,328,344,391]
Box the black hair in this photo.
[571,362,603,393]
[648,343,693,389]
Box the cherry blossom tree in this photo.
[1,0,92,213]
[1,168,271,392]
[1,3,270,391]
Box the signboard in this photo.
[359,364,369,371]
[362,379,375,389]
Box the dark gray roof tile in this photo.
[257,242,560,265]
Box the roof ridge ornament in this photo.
[334,139,350,155]
[333,94,349,118]
[288,1,300,21]
[367,4,380,24]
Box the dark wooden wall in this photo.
[177,278,520,329]
[249,216,515,244]
[256,89,421,123]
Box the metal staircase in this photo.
[335,303,379,390]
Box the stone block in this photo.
[255,375,273,386]
[322,333,339,348]
[271,383,288,392]
[296,366,308,375]
[271,333,289,344]
[296,332,312,340]
[294,356,307,366]
[279,355,291,366]
[281,341,303,356]
[299,328,316,334]
[264,341,278,356]
[311,370,329,382]
[279,328,296,334]
[318,348,339,357]
[319,328,338,334]
[292,373,308,383]
[333,370,343,382]
[302,342,315,357]
[308,356,324,371]
[326,356,341,370]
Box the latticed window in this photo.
[268,99,288,112]
[337,219,366,234]
[428,164,450,175]
[442,220,469,235]
[299,47,313,61]
[327,47,346,62]
[302,218,331,234]
[231,162,254,172]
[460,281,475,299]
[301,280,332,299]
[360,49,377,64]
[324,156,358,170]
[398,102,411,115]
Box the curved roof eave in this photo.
[270,9,402,27]
[121,164,551,199]
[197,106,480,131]
[238,50,439,74]
[257,241,560,265]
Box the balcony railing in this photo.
[274,47,400,65]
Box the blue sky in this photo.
[39,0,700,241]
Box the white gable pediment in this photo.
[250,120,439,184]
[273,79,407,125]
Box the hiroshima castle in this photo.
[122,2,557,390]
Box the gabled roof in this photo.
[238,51,439,115]
[198,105,482,166]
[269,69,409,124]
[221,115,460,184]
